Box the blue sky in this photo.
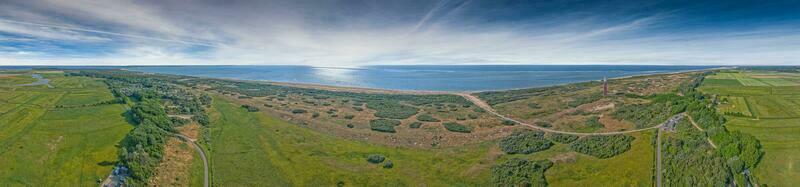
[1,0,800,66]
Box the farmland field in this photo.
[699,70,800,186]
[0,73,132,186]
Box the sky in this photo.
[1,0,800,66]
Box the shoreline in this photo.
[133,67,721,95]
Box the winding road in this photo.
[172,133,209,187]
[456,93,667,135]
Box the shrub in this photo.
[346,124,354,128]
[241,105,259,112]
[383,160,394,169]
[409,122,423,129]
[534,121,551,128]
[468,114,479,119]
[443,122,471,133]
[353,106,364,111]
[527,102,541,109]
[548,133,579,144]
[473,108,486,113]
[585,116,604,128]
[291,109,307,114]
[369,119,401,133]
[491,158,553,186]
[367,101,418,119]
[499,131,553,154]
[367,154,385,164]
[416,114,440,122]
[502,120,516,126]
[312,112,320,118]
[456,116,466,121]
[570,135,635,158]
[344,114,355,119]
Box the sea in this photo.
[121,65,717,91]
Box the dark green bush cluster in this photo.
[570,134,635,158]
[612,102,675,129]
[366,154,385,164]
[367,101,419,119]
[344,114,355,119]
[383,160,394,169]
[409,122,422,129]
[467,114,479,119]
[502,120,516,126]
[527,102,541,109]
[491,158,553,186]
[416,114,440,122]
[353,106,363,111]
[240,104,260,112]
[499,131,553,154]
[291,109,307,114]
[534,121,551,127]
[369,119,401,133]
[443,122,471,133]
[584,116,604,128]
[548,133,579,144]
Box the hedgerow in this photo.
[416,114,440,122]
[443,122,471,133]
[369,119,401,133]
[570,134,635,158]
[499,131,553,154]
[491,158,553,186]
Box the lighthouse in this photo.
[603,76,608,96]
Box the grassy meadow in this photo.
[700,70,800,186]
[0,73,132,186]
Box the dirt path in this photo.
[456,93,667,135]
[684,113,718,149]
[173,133,209,187]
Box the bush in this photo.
[367,154,385,164]
[502,120,516,126]
[456,116,466,120]
[527,102,541,109]
[241,105,260,112]
[312,112,320,118]
[570,135,635,158]
[534,121,551,128]
[585,116,604,128]
[473,108,486,113]
[491,158,553,186]
[344,114,355,119]
[369,119,401,133]
[409,122,423,129]
[291,109,307,114]
[443,122,471,133]
[499,131,553,154]
[367,101,419,119]
[383,160,394,169]
[468,114,479,119]
[346,124,354,128]
[416,114,440,122]
[548,133,579,144]
[353,106,364,111]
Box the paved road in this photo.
[456,93,666,135]
[173,133,209,187]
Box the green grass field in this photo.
[209,95,657,186]
[719,96,753,116]
[208,96,496,186]
[700,70,800,186]
[726,117,800,186]
[0,74,132,186]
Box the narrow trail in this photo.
[172,133,209,187]
[456,93,665,135]
[684,113,718,149]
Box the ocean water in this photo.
[128,65,716,91]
